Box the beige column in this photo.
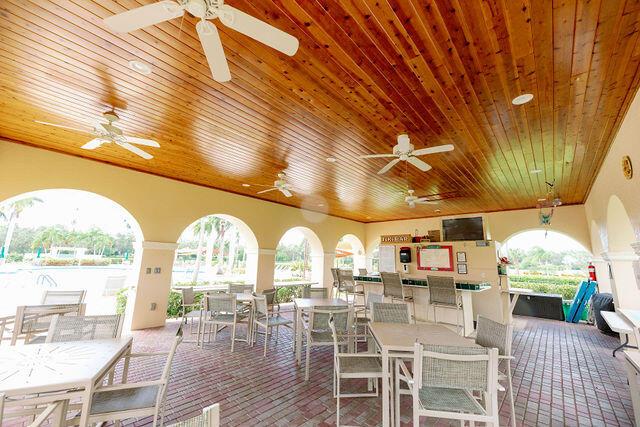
[128,241,178,330]
[321,251,336,288]
[591,257,612,293]
[255,249,276,292]
[603,247,640,311]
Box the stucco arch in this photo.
[276,226,324,284]
[335,234,366,271]
[499,228,592,256]
[606,195,636,253]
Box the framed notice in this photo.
[456,251,467,263]
[457,263,468,274]
[417,245,454,271]
[378,245,396,273]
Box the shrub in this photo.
[115,287,130,315]
[276,285,303,303]
[109,257,124,265]
[510,281,578,300]
[509,275,583,286]
[167,288,205,318]
[78,258,110,266]
[6,253,24,263]
[40,258,78,266]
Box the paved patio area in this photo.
[121,315,635,426]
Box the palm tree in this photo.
[0,197,42,261]
[191,217,207,283]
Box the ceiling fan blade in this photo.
[104,1,184,33]
[35,120,91,133]
[407,156,432,172]
[358,153,397,159]
[412,144,455,156]
[81,139,104,150]
[377,158,401,175]
[416,198,439,205]
[125,136,160,147]
[196,20,231,82]
[257,187,277,194]
[219,5,299,56]
[120,142,153,159]
[408,202,416,208]
[281,188,293,198]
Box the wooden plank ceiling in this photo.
[1,0,640,222]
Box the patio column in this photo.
[128,241,178,330]
[255,248,276,292]
[603,247,640,311]
[309,252,325,287]
[591,257,612,293]
[322,251,336,289]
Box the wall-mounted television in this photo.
[442,217,485,241]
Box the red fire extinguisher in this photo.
[588,262,597,282]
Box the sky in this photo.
[503,230,588,252]
[0,190,138,236]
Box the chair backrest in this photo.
[475,315,513,356]
[13,303,86,345]
[337,269,355,289]
[205,294,236,314]
[181,288,196,306]
[427,275,457,306]
[228,283,253,294]
[41,290,86,305]
[261,288,278,306]
[303,286,328,298]
[309,306,352,334]
[371,302,411,324]
[380,272,403,299]
[253,294,269,317]
[327,312,352,355]
[330,268,340,286]
[168,403,220,427]
[46,314,123,343]
[414,343,498,394]
[358,268,368,276]
[157,327,184,406]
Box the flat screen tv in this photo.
[442,217,484,241]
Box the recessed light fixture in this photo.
[241,183,251,187]
[128,60,152,75]
[326,157,337,163]
[512,93,534,105]
[317,203,324,207]
[366,216,372,219]
[434,209,442,213]
[530,169,543,174]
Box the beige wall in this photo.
[0,141,365,328]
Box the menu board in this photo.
[417,245,454,271]
[378,245,396,273]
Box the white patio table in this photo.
[368,322,480,427]
[293,297,348,364]
[0,337,133,426]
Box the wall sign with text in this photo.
[380,234,412,244]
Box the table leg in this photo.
[78,388,92,427]
[626,357,640,423]
[382,350,390,427]
[295,307,302,364]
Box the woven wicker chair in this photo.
[337,269,364,306]
[75,328,183,427]
[304,306,353,381]
[41,289,86,305]
[328,314,382,426]
[380,272,415,318]
[370,302,411,324]
[475,315,516,427]
[180,288,201,323]
[398,343,499,426]
[251,294,293,356]
[45,314,123,342]
[12,303,86,345]
[353,292,384,341]
[302,286,328,298]
[227,283,253,294]
[198,294,246,352]
[427,275,462,333]
[168,404,220,427]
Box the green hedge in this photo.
[508,275,582,286]
[510,282,578,300]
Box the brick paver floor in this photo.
[117,315,635,426]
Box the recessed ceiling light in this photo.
[326,157,337,163]
[366,216,372,219]
[434,209,442,213]
[128,60,152,75]
[241,183,251,187]
[317,203,324,207]
[530,169,542,174]
[512,93,534,105]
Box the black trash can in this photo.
[591,292,616,335]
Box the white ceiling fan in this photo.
[35,111,160,159]
[359,134,454,175]
[401,189,440,209]
[253,172,294,198]
[104,0,299,83]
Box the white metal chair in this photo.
[328,314,383,427]
[227,283,253,294]
[167,403,220,427]
[74,328,183,427]
[45,314,123,342]
[370,302,411,324]
[398,343,500,426]
[41,289,86,305]
[475,315,516,427]
[427,275,462,333]
[337,269,364,305]
[180,288,201,323]
[198,294,246,352]
[353,292,384,341]
[252,294,293,356]
[380,272,415,317]
[12,303,86,345]
[304,306,353,381]
[302,285,328,298]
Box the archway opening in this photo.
[173,214,259,287]
[499,229,592,301]
[275,227,323,283]
[334,234,366,272]
[606,195,636,252]
[0,189,143,315]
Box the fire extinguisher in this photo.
[588,262,597,282]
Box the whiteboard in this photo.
[418,246,453,271]
[378,245,396,273]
